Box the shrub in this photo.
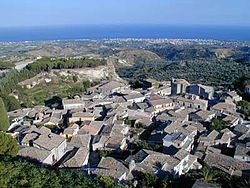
[0,97,10,131]
[0,132,19,156]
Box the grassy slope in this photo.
[19,77,88,106]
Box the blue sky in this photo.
[0,0,250,27]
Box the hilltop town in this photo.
[0,0,249,187]
[0,39,250,187]
[6,75,250,187]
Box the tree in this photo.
[0,155,125,188]
[137,172,158,188]
[45,96,62,109]
[216,171,241,188]
[98,176,117,188]
[99,150,111,158]
[237,100,250,119]
[72,75,78,83]
[135,172,172,188]
[199,167,218,183]
[2,95,21,111]
[0,132,19,156]
[239,178,250,188]
[0,97,10,131]
[207,119,228,132]
[0,61,15,69]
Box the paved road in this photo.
[15,59,35,71]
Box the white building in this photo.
[122,92,146,104]
[18,126,67,165]
[62,99,85,110]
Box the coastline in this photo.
[0,24,250,42]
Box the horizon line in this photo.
[1,23,250,29]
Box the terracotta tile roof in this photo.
[145,78,159,83]
[18,147,51,163]
[67,134,91,151]
[150,99,173,106]
[173,79,190,86]
[123,92,144,101]
[204,151,250,176]
[62,147,89,168]
[197,84,214,92]
[99,81,123,91]
[80,121,104,135]
[207,130,220,141]
[93,157,128,179]
[212,102,236,111]
[126,149,180,173]
[33,133,65,151]
[62,99,85,105]
[21,133,39,145]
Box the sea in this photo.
[0,24,249,42]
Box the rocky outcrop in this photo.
[18,59,124,89]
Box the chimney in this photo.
[129,160,136,172]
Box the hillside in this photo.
[116,49,161,65]
[0,57,123,110]
[213,48,235,59]
[117,59,250,88]
[15,58,122,106]
[148,46,214,60]
[26,46,75,57]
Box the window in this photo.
[52,155,56,162]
